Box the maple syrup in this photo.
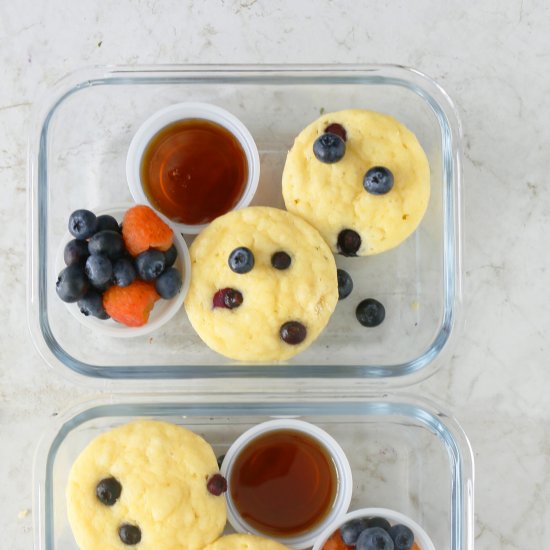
[140,119,248,225]
[229,429,337,536]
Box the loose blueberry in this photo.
[113,258,136,287]
[280,321,307,345]
[163,244,178,269]
[78,290,109,319]
[212,288,243,309]
[228,247,254,274]
[88,230,125,260]
[363,166,394,195]
[68,209,98,239]
[119,524,141,545]
[207,473,227,496]
[56,264,89,303]
[356,527,394,550]
[96,477,122,505]
[324,122,347,141]
[367,517,392,531]
[85,254,113,287]
[340,518,370,545]
[64,239,89,266]
[96,214,120,233]
[337,269,353,300]
[135,249,165,281]
[313,133,346,163]
[356,298,386,327]
[337,229,361,256]
[388,524,414,550]
[155,267,182,299]
[271,251,291,270]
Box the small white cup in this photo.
[220,419,353,550]
[312,507,436,550]
[126,102,260,234]
[55,205,191,338]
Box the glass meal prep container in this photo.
[32,393,474,550]
[27,64,462,388]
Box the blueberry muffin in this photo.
[66,420,226,550]
[184,206,338,361]
[282,109,430,256]
[203,534,292,550]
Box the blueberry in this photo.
[85,254,113,287]
[206,473,227,496]
[324,122,347,141]
[68,209,98,239]
[135,249,165,281]
[213,289,227,308]
[271,251,291,270]
[55,264,89,303]
[119,524,141,545]
[337,229,361,256]
[364,166,394,195]
[388,524,414,550]
[280,321,307,345]
[64,239,89,266]
[212,288,243,309]
[78,290,109,320]
[113,258,136,287]
[163,244,178,269]
[223,288,243,309]
[96,214,120,233]
[340,518,370,545]
[368,517,392,531]
[88,230,125,260]
[155,267,182,299]
[356,298,385,327]
[313,133,346,163]
[337,269,353,300]
[96,477,122,505]
[217,454,226,469]
[356,527,394,550]
[91,279,114,293]
[228,247,254,274]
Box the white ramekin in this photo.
[312,507,436,550]
[126,102,260,234]
[55,204,190,338]
[220,419,353,550]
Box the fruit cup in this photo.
[55,205,191,338]
[312,508,436,550]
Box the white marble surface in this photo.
[1,0,549,548]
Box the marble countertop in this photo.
[2,0,549,548]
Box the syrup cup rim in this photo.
[220,419,353,550]
[126,101,260,235]
[55,204,191,338]
[311,507,437,550]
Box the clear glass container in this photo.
[32,393,473,550]
[27,64,462,389]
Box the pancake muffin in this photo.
[184,207,338,361]
[203,534,292,550]
[282,109,430,256]
[66,420,226,550]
